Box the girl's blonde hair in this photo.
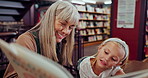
[29,1,80,65]
[94,38,129,66]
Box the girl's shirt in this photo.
[79,56,122,78]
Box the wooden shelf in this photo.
[0,32,18,37]
[83,40,103,47]
[78,26,107,30]
[80,33,107,37]
[79,19,109,22]
[0,0,34,21]
[78,11,110,15]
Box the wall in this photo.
[111,0,147,60]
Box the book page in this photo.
[0,39,73,78]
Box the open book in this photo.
[111,69,148,78]
[0,39,73,78]
[1,39,148,78]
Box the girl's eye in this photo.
[104,51,109,54]
[112,58,117,61]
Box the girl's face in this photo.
[96,42,125,70]
[54,19,75,42]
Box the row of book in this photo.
[79,21,109,28]
[75,4,110,14]
[79,13,109,20]
[0,21,24,32]
[80,28,108,36]
[82,35,109,42]
[87,35,103,42]
[145,35,148,45]
[0,20,24,26]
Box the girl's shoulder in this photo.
[112,66,124,75]
[77,56,94,70]
[110,66,123,76]
[78,56,94,64]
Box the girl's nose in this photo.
[105,56,110,61]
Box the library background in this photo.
[0,0,148,77]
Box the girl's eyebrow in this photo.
[105,48,111,53]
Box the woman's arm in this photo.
[3,64,18,78]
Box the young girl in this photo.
[78,38,129,78]
[4,1,80,78]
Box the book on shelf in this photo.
[80,30,87,36]
[86,4,95,12]
[88,36,96,42]
[75,5,86,11]
[96,35,103,40]
[95,29,102,34]
[0,39,73,78]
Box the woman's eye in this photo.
[69,27,72,29]
[61,23,65,26]
[60,22,66,26]
[69,26,74,30]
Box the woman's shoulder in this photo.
[16,32,37,52]
[17,32,34,39]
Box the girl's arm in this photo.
[115,69,125,75]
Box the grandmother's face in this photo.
[54,19,75,42]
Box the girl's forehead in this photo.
[103,42,125,57]
[104,41,120,47]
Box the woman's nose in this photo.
[62,27,70,35]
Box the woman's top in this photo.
[3,32,38,78]
[4,31,63,78]
[79,56,122,78]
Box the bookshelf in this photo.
[75,4,111,45]
[145,18,148,58]
[145,3,148,57]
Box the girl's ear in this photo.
[116,61,123,66]
[98,45,103,50]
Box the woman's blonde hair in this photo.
[29,1,80,65]
[94,38,129,66]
